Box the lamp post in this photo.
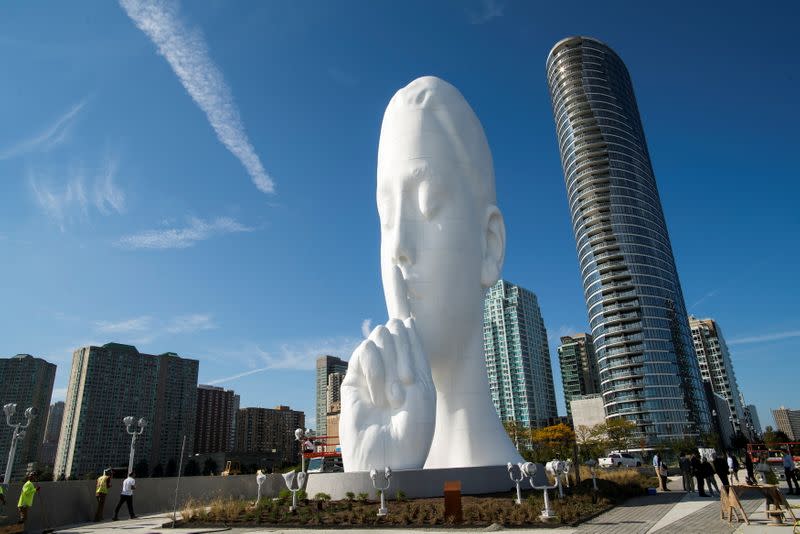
[370,467,392,516]
[3,404,36,485]
[123,416,146,475]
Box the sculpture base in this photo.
[305,464,549,500]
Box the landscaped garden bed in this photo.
[176,468,659,528]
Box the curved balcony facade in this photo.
[546,36,712,445]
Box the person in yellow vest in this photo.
[0,483,6,506]
[94,469,113,522]
[17,472,40,524]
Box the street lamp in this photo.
[123,416,146,475]
[3,404,36,484]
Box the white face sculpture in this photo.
[376,76,503,372]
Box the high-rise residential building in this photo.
[39,401,65,466]
[326,372,345,414]
[745,404,762,436]
[688,316,745,432]
[557,334,600,418]
[772,406,800,441]
[228,392,240,453]
[483,280,557,428]
[235,406,304,465]
[194,385,240,454]
[55,343,198,479]
[316,355,347,435]
[0,354,56,477]
[546,36,712,445]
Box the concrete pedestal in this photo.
[304,464,548,500]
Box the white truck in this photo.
[598,452,643,468]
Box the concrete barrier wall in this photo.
[0,473,285,533]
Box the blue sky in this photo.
[1,1,797,431]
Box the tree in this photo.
[184,459,200,476]
[202,458,218,476]
[152,463,164,477]
[763,427,790,446]
[134,459,149,478]
[166,458,177,477]
[575,424,604,461]
[599,418,636,453]
[530,423,576,462]
[503,420,528,450]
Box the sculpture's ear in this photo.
[481,205,506,288]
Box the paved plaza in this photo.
[51,477,800,534]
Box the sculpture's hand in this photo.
[340,266,436,471]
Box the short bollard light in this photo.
[585,459,598,491]
[546,460,566,499]
[256,469,266,504]
[282,470,307,512]
[562,459,573,489]
[507,462,525,505]
[370,466,392,516]
[521,462,559,522]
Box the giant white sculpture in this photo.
[340,76,522,472]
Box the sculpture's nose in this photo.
[391,217,415,268]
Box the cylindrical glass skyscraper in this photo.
[546,36,712,445]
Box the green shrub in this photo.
[277,489,291,503]
[396,489,407,501]
[357,492,369,502]
[345,491,355,501]
[313,492,331,501]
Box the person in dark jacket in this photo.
[744,453,755,485]
[712,451,730,490]
[701,456,719,496]
[691,453,708,496]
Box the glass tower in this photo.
[557,333,600,418]
[483,280,557,428]
[546,36,712,445]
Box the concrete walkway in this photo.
[51,483,800,534]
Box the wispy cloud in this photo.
[689,290,718,311]
[95,315,153,334]
[115,216,253,250]
[468,0,504,24]
[361,318,372,338]
[728,330,800,346]
[28,156,126,231]
[165,313,216,334]
[93,313,218,347]
[0,100,86,160]
[119,0,275,194]
[206,335,361,385]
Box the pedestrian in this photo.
[783,449,799,495]
[702,455,720,496]
[744,452,755,485]
[17,472,40,525]
[711,451,730,490]
[691,452,708,497]
[113,471,137,520]
[95,468,112,521]
[727,451,740,483]
[653,451,665,491]
[679,452,695,492]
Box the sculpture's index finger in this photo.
[392,265,411,320]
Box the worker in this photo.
[17,472,40,524]
[95,468,113,521]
